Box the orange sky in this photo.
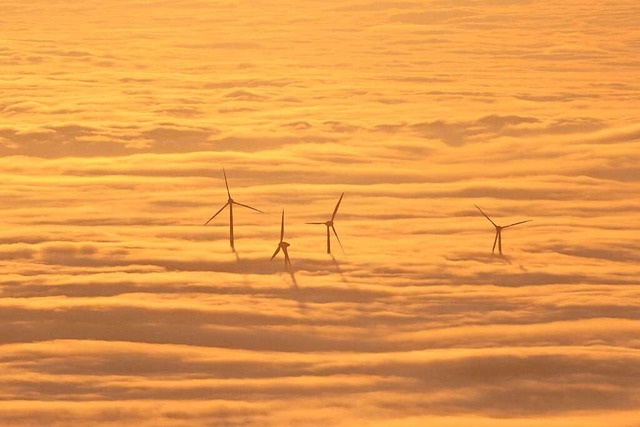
[1,0,639,426]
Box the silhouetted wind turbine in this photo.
[306,192,344,254]
[475,205,531,256]
[204,169,262,251]
[271,210,292,268]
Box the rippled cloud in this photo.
[0,0,639,425]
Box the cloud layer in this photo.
[0,0,639,425]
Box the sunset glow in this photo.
[1,0,639,425]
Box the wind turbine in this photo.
[204,169,262,251]
[475,205,531,256]
[271,210,292,268]
[306,193,345,254]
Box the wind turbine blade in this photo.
[235,202,263,213]
[331,192,345,221]
[306,222,325,225]
[204,202,229,225]
[280,210,285,242]
[503,219,532,229]
[270,246,281,260]
[331,225,345,252]
[283,248,291,266]
[223,168,231,198]
[474,204,497,228]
